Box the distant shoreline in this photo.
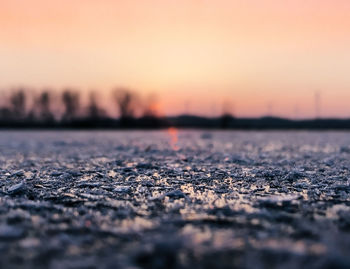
[2,115,350,130]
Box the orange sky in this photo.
[1,0,350,118]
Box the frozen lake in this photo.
[0,130,350,268]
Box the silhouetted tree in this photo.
[0,108,12,120]
[62,90,80,121]
[87,92,105,120]
[220,100,234,129]
[10,90,26,119]
[140,94,164,128]
[36,91,54,122]
[113,88,138,127]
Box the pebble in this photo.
[7,182,26,195]
[114,186,132,193]
[0,225,24,240]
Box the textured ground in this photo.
[0,130,350,269]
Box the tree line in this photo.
[0,87,167,128]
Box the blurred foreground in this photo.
[0,131,350,268]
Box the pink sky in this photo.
[1,0,350,118]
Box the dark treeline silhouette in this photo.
[0,87,169,129]
[1,87,350,129]
[62,90,80,121]
[29,91,55,123]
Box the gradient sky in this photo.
[1,0,350,118]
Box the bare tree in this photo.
[87,91,105,119]
[36,91,54,121]
[10,90,26,119]
[0,108,12,120]
[113,88,138,126]
[62,90,80,120]
[220,100,234,129]
[140,93,164,128]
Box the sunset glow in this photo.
[1,0,350,117]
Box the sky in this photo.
[1,0,350,118]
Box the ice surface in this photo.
[0,130,349,268]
